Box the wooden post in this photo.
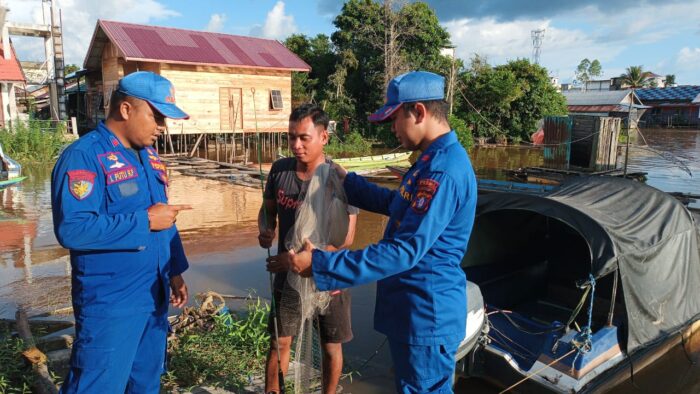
[70,116,78,136]
[189,133,204,157]
[215,134,220,162]
[16,308,58,394]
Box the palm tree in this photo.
[619,65,652,176]
[619,65,653,88]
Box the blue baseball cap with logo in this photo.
[368,71,445,123]
[117,71,189,120]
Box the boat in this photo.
[332,151,412,170]
[457,176,700,392]
[0,142,25,189]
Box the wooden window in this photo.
[270,89,283,110]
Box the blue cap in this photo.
[368,71,445,123]
[117,71,189,120]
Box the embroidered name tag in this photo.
[411,179,439,214]
[107,167,137,184]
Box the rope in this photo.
[570,274,596,371]
[252,87,286,394]
[498,348,577,394]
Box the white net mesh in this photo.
[281,163,349,393]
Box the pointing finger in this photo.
[169,204,193,211]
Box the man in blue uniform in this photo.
[275,71,478,393]
[52,71,191,393]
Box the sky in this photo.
[4,0,699,85]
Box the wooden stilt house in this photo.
[82,20,310,144]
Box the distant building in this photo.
[636,86,700,128]
[0,41,25,128]
[563,90,650,129]
[82,20,310,134]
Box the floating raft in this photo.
[161,156,266,188]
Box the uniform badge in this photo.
[411,179,439,214]
[98,152,137,185]
[68,170,96,200]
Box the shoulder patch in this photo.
[68,170,96,200]
[411,178,439,214]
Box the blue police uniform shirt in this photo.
[311,131,477,345]
[51,121,189,317]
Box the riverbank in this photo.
[0,128,698,392]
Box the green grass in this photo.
[324,132,373,158]
[0,329,33,394]
[163,298,271,391]
[0,120,70,164]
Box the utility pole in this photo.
[441,46,456,116]
[531,29,545,65]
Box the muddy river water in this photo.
[1,129,699,393]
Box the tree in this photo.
[619,66,653,88]
[457,57,567,141]
[332,0,451,125]
[574,58,603,87]
[64,64,80,75]
[664,74,676,86]
[284,34,337,105]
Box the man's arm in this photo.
[51,149,150,251]
[325,213,357,252]
[258,198,277,248]
[309,172,461,290]
[343,172,396,216]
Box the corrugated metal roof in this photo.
[568,104,649,113]
[84,20,310,72]
[636,86,700,102]
[0,42,25,83]
[562,90,636,106]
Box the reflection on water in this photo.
[0,128,698,392]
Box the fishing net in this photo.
[280,162,349,393]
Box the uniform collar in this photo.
[419,130,457,158]
[96,121,126,149]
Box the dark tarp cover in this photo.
[473,176,700,352]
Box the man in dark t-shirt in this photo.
[259,104,358,394]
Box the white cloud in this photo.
[251,1,297,40]
[205,13,226,32]
[444,2,700,84]
[677,47,700,68]
[4,0,179,65]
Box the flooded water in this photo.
[0,128,698,393]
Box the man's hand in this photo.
[258,229,275,249]
[170,274,188,308]
[148,203,192,231]
[266,252,289,273]
[289,239,315,277]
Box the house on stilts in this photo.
[82,20,310,160]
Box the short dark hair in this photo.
[403,100,449,123]
[289,103,330,130]
[108,89,146,118]
[108,89,128,118]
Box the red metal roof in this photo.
[568,105,619,112]
[0,42,25,82]
[92,20,310,71]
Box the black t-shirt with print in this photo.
[263,157,359,253]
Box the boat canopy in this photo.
[464,176,700,353]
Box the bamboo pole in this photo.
[189,133,205,157]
